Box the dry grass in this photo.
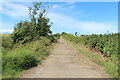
[0,34,11,36]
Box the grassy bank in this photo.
[2,36,58,78]
[62,34,118,78]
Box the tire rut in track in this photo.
[20,37,109,78]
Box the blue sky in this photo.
[0,2,118,34]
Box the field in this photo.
[0,34,11,37]
[62,33,119,78]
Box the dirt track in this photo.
[21,37,109,78]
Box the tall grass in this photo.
[2,48,37,77]
[2,37,52,78]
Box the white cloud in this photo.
[0,29,14,34]
[0,2,117,34]
[1,0,119,2]
[66,2,76,5]
[52,5,60,8]
[0,22,14,29]
[0,22,14,34]
[2,2,29,19]
[80,21,117,34]
[52,4,65,9]
[1,0,34,2]
[47,12,117,34]
[52,2,76,9]
[0,4,2,12]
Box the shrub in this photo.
[2,37,13,49]
[52,33,60,40]
[2,37,14,55]
[62,33,118,60]
[2,48,39,78]
[2,38,52,78]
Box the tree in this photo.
[28,2,52,37]
[75,32,77,36]
[61,32,66,35]
[12,2,52,43]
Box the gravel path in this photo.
[20,37,109,78]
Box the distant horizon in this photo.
[1,31,119,35]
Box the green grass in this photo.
[3,48,37,78]
[63,35,118,78]
[0,53,1,80]
[1,36,11,38]
[2,38,53,78]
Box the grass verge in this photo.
[63,36,118,78]
[2,38,54,78]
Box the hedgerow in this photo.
[62,33,118,60]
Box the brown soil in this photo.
[20,37,109,78]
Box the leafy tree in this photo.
[12,2,52,43]
[75,32,77,36]
[61,32,66,35]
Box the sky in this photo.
[0,2,118,35]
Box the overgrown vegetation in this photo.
[62,33,118,78]
[2,2,60,78]
[12,2,53,44]
[2,38,53,78]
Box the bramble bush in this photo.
[62,33,118,59]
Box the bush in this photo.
[52,33,60,40]
[2,48,39,78]
[62,33,119,59]
[2,37,14,55]
[47,35,57,42]
[2,38,52,78]
[2,37,13,49]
